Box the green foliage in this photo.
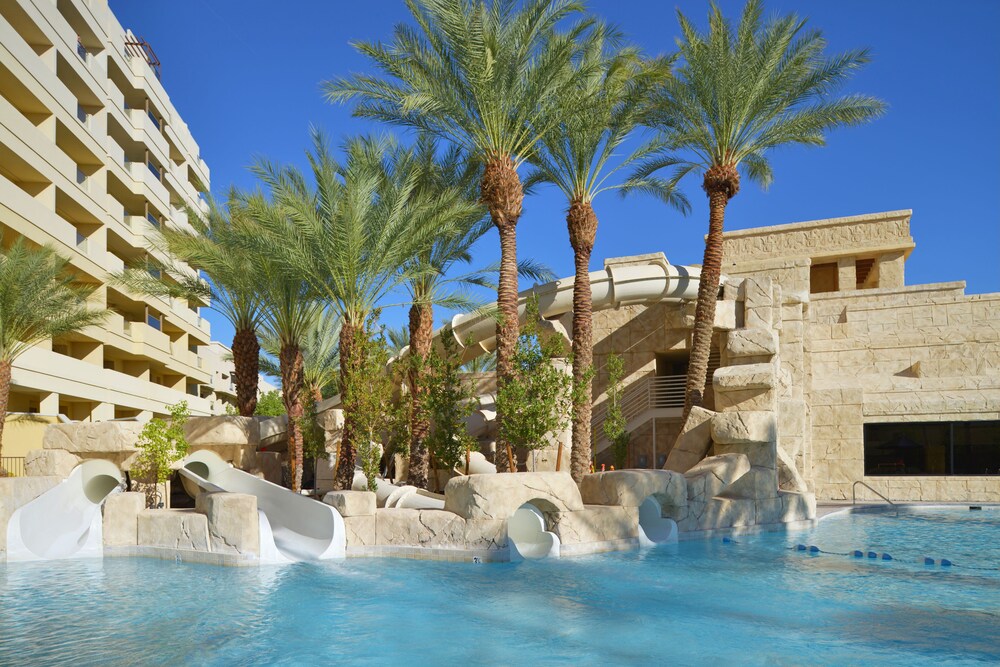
[425,326,477,470]
[496,297,572,463]
[525,23,673,204]
[626,0,885,202]
[132,402,191,508]
[341,317,398,492]
[326,0,587,166]
[603,354,630,470]
[0,239,108,364]
[255,390,286,417]
[299,397,326,461]
[0,240,109,457]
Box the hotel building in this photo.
[0,0,217,436]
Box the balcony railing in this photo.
[591,374,686,447]
[1,457,25,478]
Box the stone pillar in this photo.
[877,251,906,289]
[103,492,145,547]
[837,257,856,292]
[92,402,115,422]
[39,392,59,416]
[196,492,260,556]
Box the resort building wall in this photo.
[592,210,1000,503]
[0,0,217,431]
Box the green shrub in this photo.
[131,401,190,508]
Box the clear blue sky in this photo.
[111,0,1000,347]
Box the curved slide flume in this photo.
[434,255,701,363]
[6,460,122,561]
[178,450,345,561]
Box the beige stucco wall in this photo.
[0,0,219,420]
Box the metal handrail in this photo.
[852,480,896,506]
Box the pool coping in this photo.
[816,502,1000,522]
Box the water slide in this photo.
[178,450,345,561]
[5,460,122,562]
[431,254,701,363]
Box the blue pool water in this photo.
[1,507,998,666]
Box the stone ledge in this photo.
[443,472,584,520]
[137,510,210,551]
[713,363,775,392]
[105,545,259,567]
[726,329,777,358]
[711,411,777,445]
[323,490,376,517]
[580,470,686,509]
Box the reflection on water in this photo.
[1,508,997,666]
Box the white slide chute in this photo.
[5,460,122,561]
[178,450,345,561]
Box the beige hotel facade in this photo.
[0,0,219,438]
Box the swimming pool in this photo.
[1,507,997,665]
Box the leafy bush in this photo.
[131,401,190,508]
[496,297,572,471]
[426,326,477,472]
[603,354,630,470]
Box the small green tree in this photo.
[132,401,191,508]
[603,354,630,470]
[342,318,398,492]
[496,298,573,472]
[255,390,286,417]
[425,327,478,478]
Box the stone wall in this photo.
[806,285,1000,500]
[716,210,1000,502]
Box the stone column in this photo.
[837,257,856,292]
[39,392,59,416]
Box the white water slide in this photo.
[5,460,122,561]
[178,450,345,561]
[429,254,701,362]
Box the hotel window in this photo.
[864,421,1000,476]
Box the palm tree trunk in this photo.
[567,200,597,483]
[481,156,523,473]
[0,359,11,462]
[232,326,259,417]
[333,321,359,490]
[407,301,433,489]
[280,343,305,492]
[681,169,737,425]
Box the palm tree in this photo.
[260,308,341,403]
[525,24,676,481]
[240,195,323,492]
[398,140,488,489]
[325,0,587,471]
[244,131,465,490]
[115,195,265,417]
[461,352,496,374]
[0,240,107,459]
[629,0,884,427]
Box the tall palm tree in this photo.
[398,138,553,486]
[0,240,107,459]
[244,131,464,490]
[399,140,488,489]
[259,308,341,403]
[115,195,265,417]
[325,0,587,471]
[240,196,323,492]
[629,0,884,427]
[525,24,676,481]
